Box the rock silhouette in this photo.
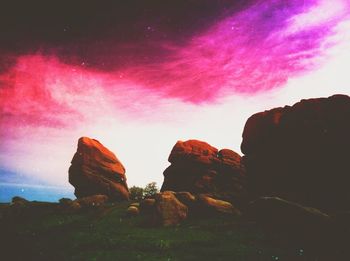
[241,94,350,211]
[69,137,129,201]
[161,140,247,207]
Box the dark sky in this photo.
[0,0,253,71]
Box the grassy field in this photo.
[0,202,319,261]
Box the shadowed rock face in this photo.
[161,140,246,206]
[246,197,330,247]
[241,95,350,211]
[69,137,129,201]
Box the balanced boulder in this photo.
[69,137,129,201]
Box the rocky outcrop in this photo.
[69,137,129,201]
[161,140,246,207]
[241,95,350,211]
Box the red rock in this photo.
[161,140,246,207]
[174,191,197,207]
[69,137,129,201]
[168,140,219,165]
[154,191,188,226]
[242,95,350,211]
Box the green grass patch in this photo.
[0,202,318,260]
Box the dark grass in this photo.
[0,202,324,261]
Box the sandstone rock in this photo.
[241,95,350,211]
[127,206,140,216]
[161,140,246,207]
[198,194,241,216]
[76,194,109,208]
[140,198,155,207]
[130,202,140,208]
[168,139,219,165]
[174,191,196,207]
[69,137,129,201]
[154,191,188,226]
[139,198,156,226]
[247,197,330,243]
[140,198,156,215]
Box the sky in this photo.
[0,0,350,202]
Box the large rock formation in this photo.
[246,197,330,246]
[161,140,246,206]
[69,137,129,201]
[241,95,350,211]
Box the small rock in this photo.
[154,191,188,226]
[129,202,140,208]
[127,206,140,216]
[198,194,241,215]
